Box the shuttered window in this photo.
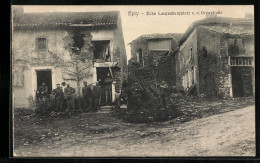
[37,38,47,50]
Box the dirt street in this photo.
[14,104,255,157]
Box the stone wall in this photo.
[197,27,230,98]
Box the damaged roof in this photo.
[129,33,183,45]
[13,11,119,28]
[179,17,254,45]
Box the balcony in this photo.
[230,57,254,67]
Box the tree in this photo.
[61,30,94,97]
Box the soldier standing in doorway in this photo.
[64,83,75,112]
[82,81,92,110]
[52,84,64,111]
[38,82,48,99]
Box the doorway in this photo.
[231,67,253,97]
[36,70,52,94]
[96,67,113,105]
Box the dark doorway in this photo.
[137,48,143,63]
[96,67,112,105]
[231,67,253,97]
[36,70,52,94]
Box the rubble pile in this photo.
[115,102,181,123]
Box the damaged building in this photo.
[128,33,182,90]
[12,8,127,109]
[176,16,254,98]
[129,33,182,67]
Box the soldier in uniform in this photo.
[159,81,169,108]
[38,82,48,99]
[93,80,102,109]
[52,84,64,111]
[64,83,75,111]
[82,81,92,110]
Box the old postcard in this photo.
[12,5,255,157]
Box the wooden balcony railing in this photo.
[230,57,254,67]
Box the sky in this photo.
[21,5,254,62]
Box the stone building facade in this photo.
[176,17,254,98]
[12,8,127,109]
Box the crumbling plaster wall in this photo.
[12,29,71,108]
[177,29,199,93]
[12,28,121,109]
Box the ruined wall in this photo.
[177,29,199,93]
[130,40,149,66]
[197,27,231,98]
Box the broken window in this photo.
[72,31,85,55]
[36,37,47,50]
[92,40,111,61]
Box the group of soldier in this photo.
[37,80,103,112]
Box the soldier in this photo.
[159,81,169,108]
[93,80,102,109]
[64,83,75,111]
[82,81,92,110]
[38,82,48,99]
[52,84,64,111]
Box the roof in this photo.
[179,17,254,45]
[13,11,119,28]
[129,33,183,45]
[200,25,254,36]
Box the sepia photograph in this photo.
[11,5,255,157]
